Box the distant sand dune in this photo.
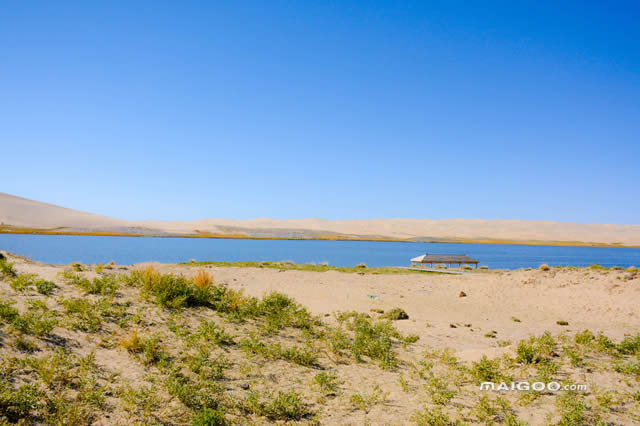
[1,192,639,246]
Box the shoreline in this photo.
[1,227,638,249]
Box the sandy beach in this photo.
[1,250,639,424]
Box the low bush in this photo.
[350,385,388,412]
[120,331,167,366]
[335,312,411,369]
[617,334,640,355]
[60,271,118,296]
[239,335,318,367]
[423,376,456,405]
[469,356,508,385]
[312,371,339,393]
[124,268,214,309]
[411,406,456,426]
[515,332,555,364]
[192,407,227,426]
[0,258,17,279]
[193,269,213,288]
[61,297,117,332]
[381,308,409,320]
[10,274,57,295]
[2,300,57,337]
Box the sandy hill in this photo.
[1,192,639,246]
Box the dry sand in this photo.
[151,262,640,359]
[2,250,639,424]
[3,192,640,245]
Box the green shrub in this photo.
[515,332,555,364]
[120,331,167,366]
[350,385,387,412]
[125,269,214,309]
[15,336,38,353]
[575,330,595,345]
[192,407,227,426]
[471,395,522,425]
[10,274,57,295]
[265,390,308,420]
[0,299,19,323]
[252,292,318,334]
[469,356,508,385]
[10,274,36,292]
[193,321,235,346]
[0,258,17,279]
[60,271,118,295]
[61,297,104,332]
[165,372,224,412]
[424,376,456,405]
[239,335,318,367]
[10,303,57,337]
[556,392,598,426]
[539,264,550,271]
[617,334,640,355]
[188,348,229,380]
[312,372,339,393]
[613,360,640,378]
[35,279,57,295]
[411,406,456,426]
[0,382,40,422]
[342,313,402,369]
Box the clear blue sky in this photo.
[2,1,639,223]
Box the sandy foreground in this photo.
[1,251,639,424]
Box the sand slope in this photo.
[2,192,640,245]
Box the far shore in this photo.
[1,225,638,249]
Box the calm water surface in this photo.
[1,234,639,270]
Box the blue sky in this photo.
[2,1,638,223]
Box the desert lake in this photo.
[1,234,639,269]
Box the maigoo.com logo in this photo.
[479,381,588,392]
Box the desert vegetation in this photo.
[0,254,639,424]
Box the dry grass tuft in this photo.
[193,269,213,289]
[120,330,142,352]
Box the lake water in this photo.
[1,234,639,270]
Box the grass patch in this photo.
[515,332,555,364]
[10,274,57,295]
[239,334,319,367]
[182,260,421,275]
[350,384,388,412]
[336,312,407,369]
[556,391,598,426]
[8,300,57,337]
[0,257,17,279]
[59,271,118,296]
[469,356,509,385]
[120,331,168,366]
[412,406,457,426]
[240,390,311,421]
[424,376,456,405]
[122,267,216,309]
[312,371,339,393]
